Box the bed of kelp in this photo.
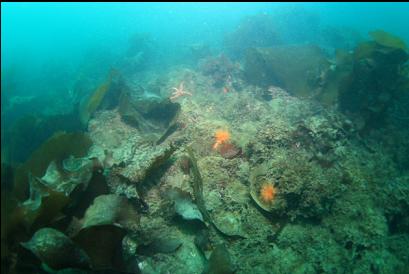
[2,12,409,274]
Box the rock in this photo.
[218,143,241,159]
[117,144,176,185]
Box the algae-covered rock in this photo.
[249,149,344,220]
[274,224,348,274]
[354,248,406,274]
[381,176,409,234]
[118,144,176,185]
[198,54,237,88]
[323,191,388,250]
[21,227,90,270]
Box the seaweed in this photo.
[1,188,24,261]
[203,244,235,274]
[42,158,93,196]
[71,194,139,271]
[166,187,205,223]
[13,132,92,201]
[4,109,83,164]
[1,133,95,270]
[21,175,70,231]
[21,228,90,270]
[156,122,179,145]
[1,173,71,253]
[142,145,175,184]
[244,45,330,98]
[370,30,407,51]
[136,237,182,256]
[79,69,118,125]
[338,30,409,131]
[118,91,181,142]
[187,147,212,224]
[73,225,127,271]
[76,194,139,231]
[187,147,244,238]
[19,156,100,234]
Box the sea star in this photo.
[170,81,192,100]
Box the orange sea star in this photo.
[260,183,277,204]
[213,130,230,150]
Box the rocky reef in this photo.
[2,28,409,274]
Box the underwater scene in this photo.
[1,2,409,274]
